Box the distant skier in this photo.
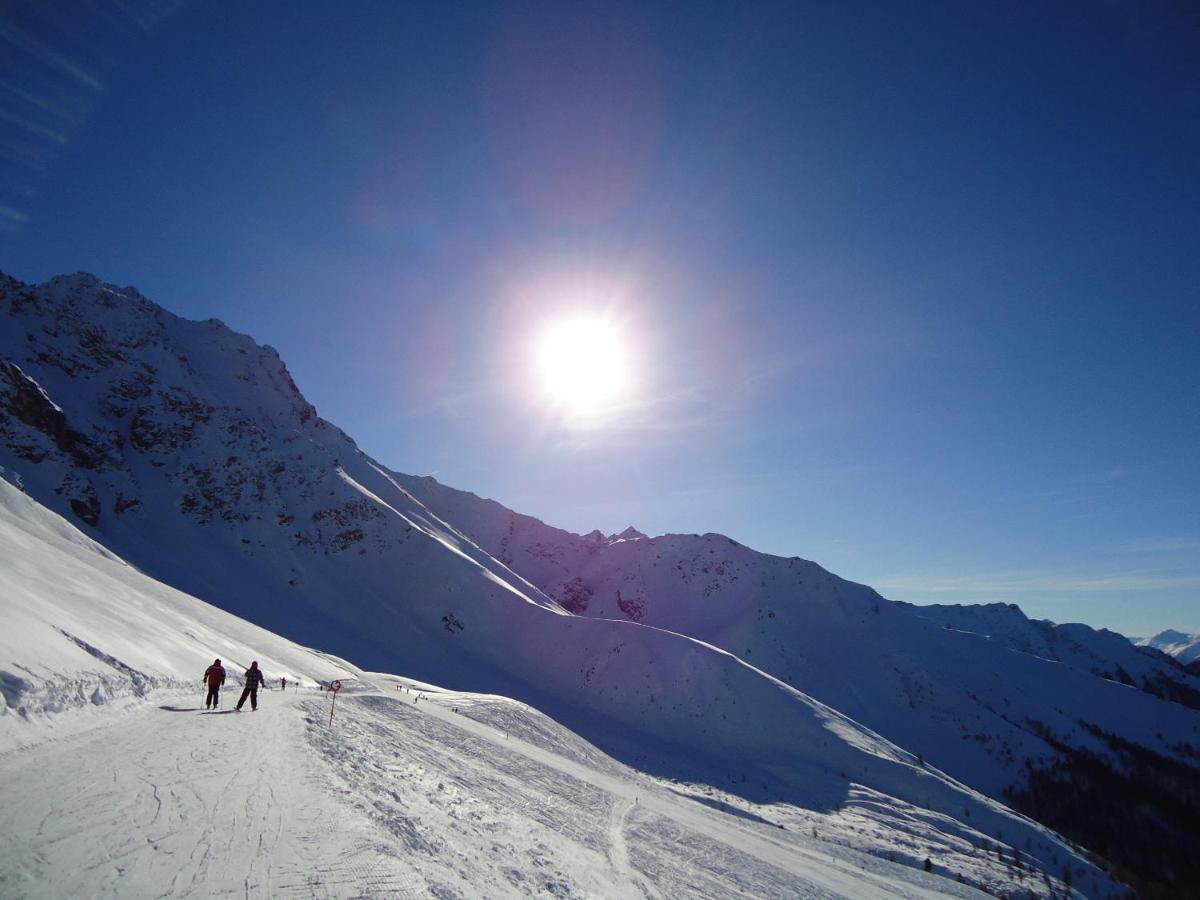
[236,661,266,711]
[203,659,226,709]
[280,677,287,691]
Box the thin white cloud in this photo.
[1072,466,1132,485]
[0,108,69,145]
[1105,537,1200,555]
[875,568,1200,595]
[0,24,104,92]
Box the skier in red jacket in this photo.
[203,659,226,709]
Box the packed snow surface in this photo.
[2,678,1000,899]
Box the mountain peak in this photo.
[1146,628,1195,644]
[1138,629,1200,665]
[45,271,103,288]
[608,526,647,542]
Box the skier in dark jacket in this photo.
[236,661,265,711]
[203,659,226,709]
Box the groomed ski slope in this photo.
[0,479,1108,897]
[1,678,992,899]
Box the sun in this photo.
[535,314,632,424]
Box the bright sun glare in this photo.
[536,315,632,424]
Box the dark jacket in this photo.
[243,666,265,690]
[204,664,226,686]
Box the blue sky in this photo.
[2,1,1197,635]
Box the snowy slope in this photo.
[394,474,1200,800]
[0,478,1105,898]
[0,273,563,659]
[0,477,361,749]
[1138,629,1200,666]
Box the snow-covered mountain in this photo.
[3,270,1198,895]
[395,475,1200,784]
[0,466,1102,898]
[1138,629,1200,666]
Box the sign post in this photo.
[328,679,342,727]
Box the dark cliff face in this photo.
[0,360,112,472]
[0,272,330,535]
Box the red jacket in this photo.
[204,664,226,686]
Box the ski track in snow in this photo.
[604,796,642,896]
[0,680,984,899]
[305,679,982,899]
[0,688,417,899]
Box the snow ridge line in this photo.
[0,629,193,726]
[58,628,153,695]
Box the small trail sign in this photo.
[328,679,342,726]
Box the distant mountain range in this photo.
[1137,629,1200,667]
[4,271,1199,895]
